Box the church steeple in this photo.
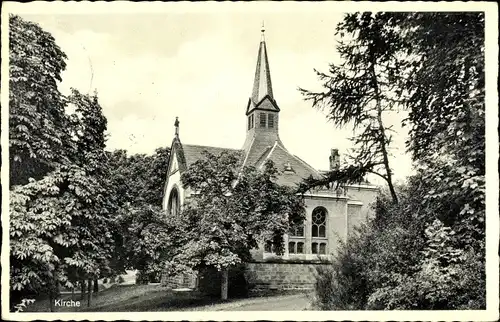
[242,24,283,155]
[251,22,274,105]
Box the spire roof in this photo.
[251,25,274,104]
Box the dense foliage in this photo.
[308,12,485,310]
[10,89,116,308]
[107,147,170,207]
[105,147,170,282]
[9,14,71,186]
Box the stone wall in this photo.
[161,272,197,289]
[162,261,331,294]
[244,261,330,291]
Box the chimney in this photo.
[329,148,340,170]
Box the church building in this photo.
[162,27,378,290]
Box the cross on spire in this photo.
[261,21,265,42]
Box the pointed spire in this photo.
[174,117,179,138]
[251,23,273,104]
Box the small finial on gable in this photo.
[174,117,179,137]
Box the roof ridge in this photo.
[183,143,243,151]
[253,145,274,168]
[258,141,279,170]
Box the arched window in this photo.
[167,187,180,216]
[311,207,328,255]
[312,207,327,238]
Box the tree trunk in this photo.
[80,280,86,300]
[93,278,99,293]
[49,291,55,312]
[87,279,92,307]
[370,58,398,205]
[221,269,229,301]
[72,287,75,301]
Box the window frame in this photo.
[288,241,305,255]
[311,207,328,255]
[312,207,327,238]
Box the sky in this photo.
[20,8,414,183]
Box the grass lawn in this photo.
[25,284,312,312]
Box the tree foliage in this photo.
[8,16,126,309]
[113,205,181,284]
[9,14,71,186]
[10,89,117,308]
[105,147,171,282]
[107,147,170,207]
[310,12,485,310]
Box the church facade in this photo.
[162,29,378,290]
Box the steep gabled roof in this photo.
[182,144,245,168]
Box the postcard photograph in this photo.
[1,1,498,321]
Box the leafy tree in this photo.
[8,14,173,308]
[113,205,182,284]
[105,147,171,282]
[402,12,485,255]
[8,15,118,309]
[10,90,116,310]
[299,12,409,203]
[402,13,485,167]
[9,14,71,186]
[166,151,305,300]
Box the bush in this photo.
[313,184,485,310]
[312,233,371,310]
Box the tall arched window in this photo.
[167,187,180,216]
[311,207,328,254]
